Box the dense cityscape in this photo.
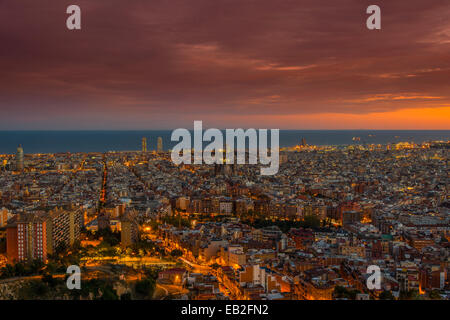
[0,137,448,300]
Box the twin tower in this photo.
[142,137,163,153]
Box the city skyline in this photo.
[0,0,449,130]
[1,140,448,300]
[0,0,449,305]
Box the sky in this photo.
[0,0,449,130]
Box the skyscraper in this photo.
[142,137,147,152]
[157,137,163,153]
[16,145,24,171]
[301,138,307,147]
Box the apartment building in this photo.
[7,213,47,262]
[6,208,83,262]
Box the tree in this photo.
[55,242,68,254]
[18,280,49,299]
[379,290,395,300]
[210,263,220,270]
[120,292,132,300]
[333,285,348,299]
[100,284,119,300]
[135,278,156,298]
[170,249,183,258]
[0,264,15,279]
[302,215,321,229]
[333,286,360,300]
[42,273,57,288]
[14,262,28,276]
[400,289,420,300]
[348,289,361,300]
[429,290,441,300]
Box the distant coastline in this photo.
[0,130,448,154]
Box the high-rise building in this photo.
[6,225,18,263]
[120,210,139,247]
[16,144,24,171]
[301,138,307,147]
[142,137,147,152]
[157,137,163,153]
[7,213,48,262]
[6,208,83,262]
[46,207,83,254]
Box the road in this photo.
[179,257,212,274]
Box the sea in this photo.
[0,130,448,154]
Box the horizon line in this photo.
[0,129,449,132]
